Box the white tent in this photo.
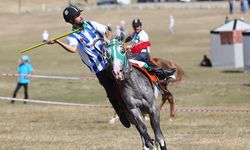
[117,0,131,4]
[243,30,250,71]
[210,19,250,68]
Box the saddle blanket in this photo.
[129,59,159,83]
[129,59,149,69]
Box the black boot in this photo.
[152,67,176,80]
[162,68,176,77]
[142,57,176,80]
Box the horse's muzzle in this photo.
[112,69,124,81]
[112,60,124,81]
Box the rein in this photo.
[123,53,132,80]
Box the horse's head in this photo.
[107,39,130,81]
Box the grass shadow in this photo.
[242,83,250,87]
[221,70,244,74]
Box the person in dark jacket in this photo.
[200,55,212,67]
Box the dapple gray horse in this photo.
[106,39,167,150]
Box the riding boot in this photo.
[143,57,176,80]
[151,67,176,80]
[163,68,176,77]
[134,54,176,80]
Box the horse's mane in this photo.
[152,58,185,82]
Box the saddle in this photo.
[131,63,159,83]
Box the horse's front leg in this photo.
[149,106,167,150]
[130,108,155,150]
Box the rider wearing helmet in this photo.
[48,5,130,128]
[125,19,176,80]
[125,19,149,59]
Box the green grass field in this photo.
[1,2,250,150]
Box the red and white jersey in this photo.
[131,29,150,53]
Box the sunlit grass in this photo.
[0,2,250,150]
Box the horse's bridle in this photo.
[122,53,132,80]
[107,39,132,81]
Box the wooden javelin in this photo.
[20,28,81,53]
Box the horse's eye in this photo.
[120,47,125,55]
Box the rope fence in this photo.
[1,96,250,113]
[1,73,250,113]
[1,73,96,81]
[0,96,111,108]
[180,80,250,86]
[1,73,250,85]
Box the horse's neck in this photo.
[123,67,145,86]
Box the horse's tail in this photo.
[152,58,185,83]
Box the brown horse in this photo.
[151,58,185,120]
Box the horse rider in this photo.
[124,18,176,81]
[48,5,131,128]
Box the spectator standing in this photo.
[229,0,235,15]
[169,15,175,34]
[11,55,33,104]
[42,29,49,42]
[115,20,127,42]
[240,0,248,20]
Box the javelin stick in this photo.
[20,28,81,53]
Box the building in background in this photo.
[210,19,250,68]
[243,30,250,71]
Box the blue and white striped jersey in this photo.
[67,21,108,74]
